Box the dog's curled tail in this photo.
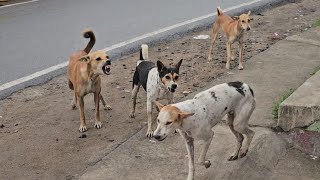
[139,44,149,60]
[217,6,223,16]
[83,29,96,54]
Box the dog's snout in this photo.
[247,27,251,31]
[154,135,161,140]
[171,84,177,89]
[106,60,111,65]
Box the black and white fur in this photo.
[153,82,255,180]
[130,44,183,137]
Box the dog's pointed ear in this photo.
[233,16,239,20]
[179,112,195,120]
[154,101,164,111]
[79,55,90,62]
[247,11,251,16]
[175,59,183,74]
[157,60,165,72]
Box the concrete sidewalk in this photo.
[80,29,320,179]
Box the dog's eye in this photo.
[248,19,250,22]
[242,20,245,23]
[96,57,102,61]
[106,56,109,59]
[157,119,160,123]
[174,76,179,80]
[165,76,171,80]
[165,121,172,125]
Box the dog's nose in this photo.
[247,27,251,31]
[106,60,111,65]
[171,84,177,89]
[154,135,161,140]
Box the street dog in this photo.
[153,81,255,180]
[67,29,111,132]
[129,44,183,137]
[208,7,253,70]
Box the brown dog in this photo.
[208,7,252,70]
[67,29,111,132]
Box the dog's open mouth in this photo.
[102,65,111,75]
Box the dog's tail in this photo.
[217,6,223,16]
[139,44,148,60]
[83,29,96,54]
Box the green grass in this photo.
[313,19,320,27]
[307,121,320,132]
[272,89,295,119]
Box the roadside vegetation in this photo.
[272,89,295,119]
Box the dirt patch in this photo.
[1,0,320,179]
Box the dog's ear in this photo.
[179,112,195,120]
[154,101,164,111]
[157,61,165,72]
[233,16,239,20]
[247,11,251,16]
[79,55,90,62]
[174,59,183,74]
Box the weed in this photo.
[272,89,295,119]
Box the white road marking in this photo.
[0,0,263,93]
[0,0,39,9]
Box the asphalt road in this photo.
[0,0,253,85]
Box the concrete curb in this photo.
[0,0,287,100]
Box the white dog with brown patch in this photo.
[153,81,255,180]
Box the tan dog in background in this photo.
[208,7,252,70]
[67,29,111,132]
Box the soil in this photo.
[1,0,320,179]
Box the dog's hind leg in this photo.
[227,111,244,161]
[208,23,219,61]
[197,129,214,168]
[71,92,77,109]
[94,92,102,129]
[130,84,140,118]
[180,131,195,180]
[233,102,255,158]
[100,94,112,110]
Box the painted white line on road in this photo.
[0,0,39,9]
[0,0,263,93]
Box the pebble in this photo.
[14,123,18,126]
[183,91,191,96]
[109,139,115,142]
[79,134,87,138]
[0,124,4,128]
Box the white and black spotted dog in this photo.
[153,81,255,180]
[129,44,183,137]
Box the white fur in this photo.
[141,44,148,60]
[154,82,256,180]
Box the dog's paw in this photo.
[239,149,248,158]
[79,125,87,132]
[204,160,211,169]
[227,154,239,161]
[104,105,112,110]
[146,130,154,137]
[129,112,135,118]
[238,65,244,70]
[226,63,230,70]
[94,122,102,129]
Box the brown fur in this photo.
[67,29,111,132]
[208,7,252,70]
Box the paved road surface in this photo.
[0,0,253,85]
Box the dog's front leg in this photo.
[238,38,244,70]
[180,131,195,180]
[146,99,153,137]
[94,92,102,129]
[71,92,77,109]
[100,94,112,110]
[78,96,87,132]
[226,41,232,69]
[197,130,214,168]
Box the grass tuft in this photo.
[313,19,320,27]
[272,89,295,119]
